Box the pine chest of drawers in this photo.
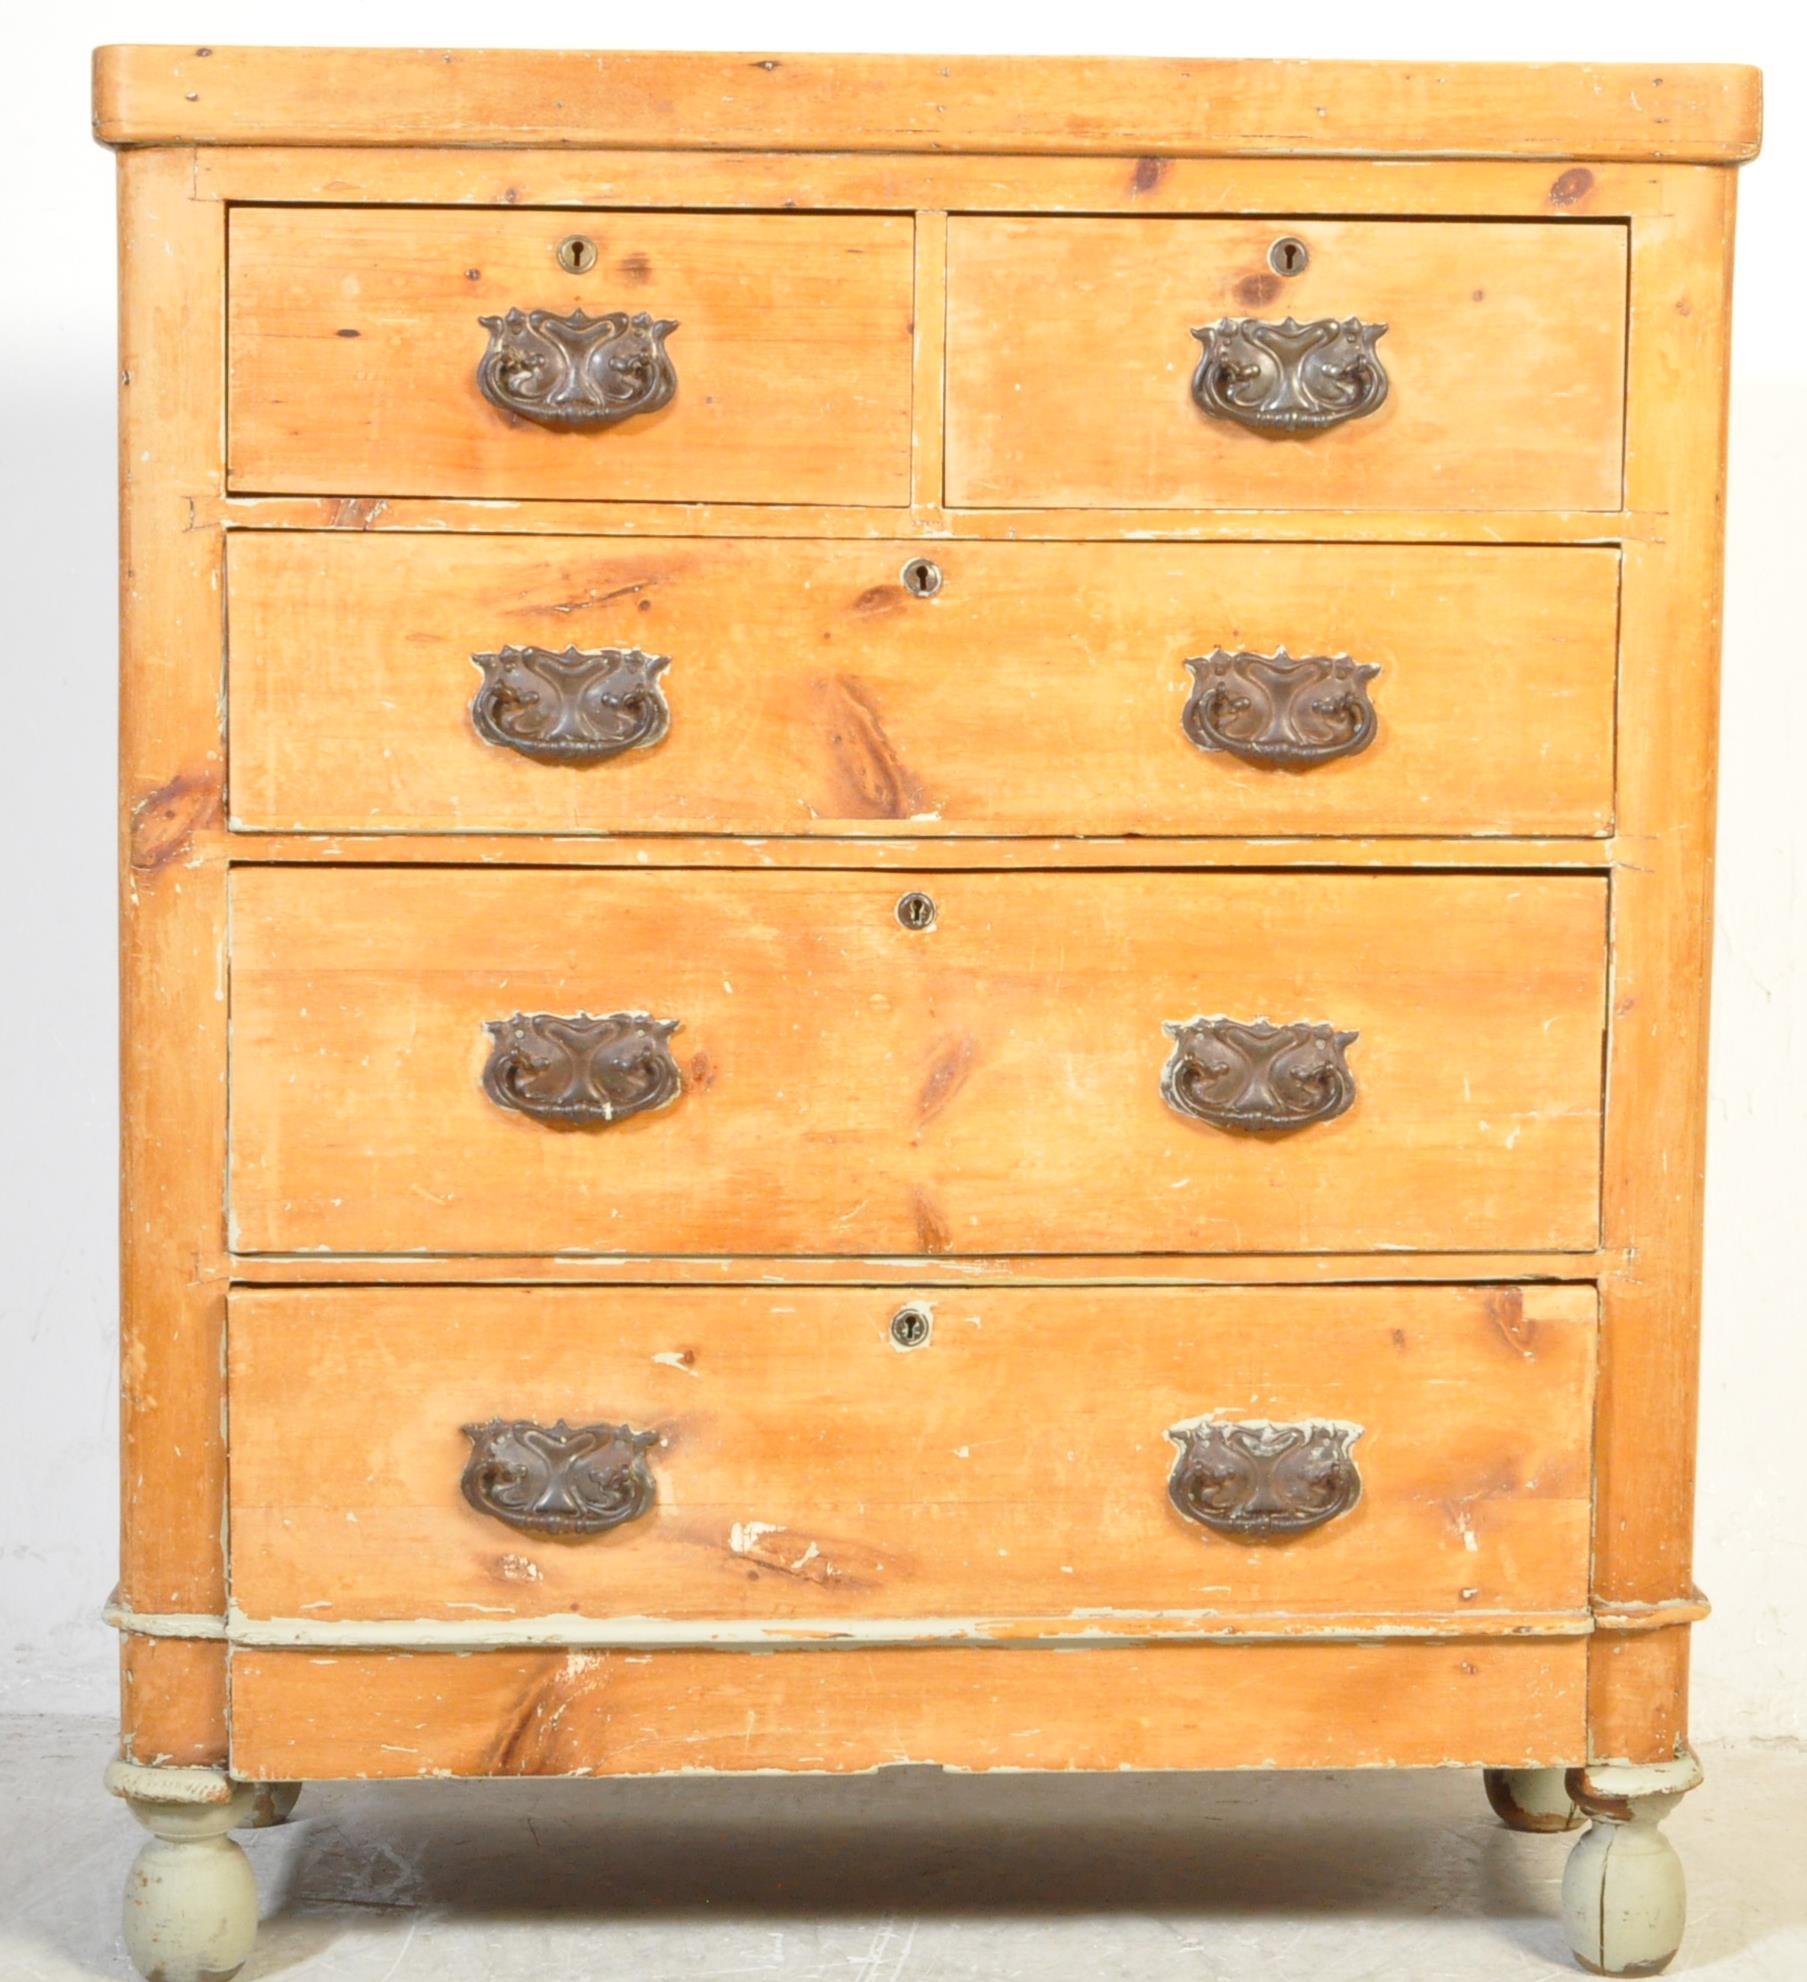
[94,46,1760,1981]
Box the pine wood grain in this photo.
[227,207,915,504]
[226,867,1608,1258]
[947,218,1627,512]
[227,1284,1595,1628]
[93,48,1761,162]
[226,1639,1588,1779]
[226,534,1619,839]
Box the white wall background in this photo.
[2,1,1801,1739]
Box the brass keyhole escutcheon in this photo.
[890,1306,932,1349]
[556,234,600,274]
[895,891,937,932]
[901,557,943,599]
[1268,235,1310,277]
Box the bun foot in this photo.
[1561,1749,1703,1977]
[1485,1765,1583,1833]
[106,1764,262,1982]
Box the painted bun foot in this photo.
[247,1780,302,1828]
[107,1765,262,1982]
[1485,1765,1584,1833]
[1561,1749,1703,1977]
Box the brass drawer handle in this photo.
[1161,1016,1358,1132]
[481,1011,683,1127]
[461,1417,657,1536]
[471,646,671,764]
[1190,315,1388,435]
[1167,1418,1363,1540]
[477,307,678,428]
[1183,649,1380,767]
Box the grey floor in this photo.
[3,1717,1803,1981]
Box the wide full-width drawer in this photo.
[226,207,916,504]
[227,1284,1596,1631]
[227,534,1619,838]
[227,868,1607,1256]
[946,218,1628,510]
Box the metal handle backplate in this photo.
[1161,1016,1358,1132]
[1183,649,1380,767]
[481,1011,683,1127]
[461,1417,657,1536]
[477,307,678,428]
[470,646,671,763]
[1191,315,1388,435]
[1167,1418,1364,1539]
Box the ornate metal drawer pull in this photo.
[1161,1016,1358,1132]
[1183,649,1380,767]
[471,646,671,764]
[461,1417,658,1537]
[1167,1418,1363,1540]
[481,1011,683,1127]
[477,307,678,428]
[1190,316,1388,435]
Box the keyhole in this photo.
[895,891,937,932]
[901,557,943,599]
[890,1306,932,1350]
[1268,236,1310,278]
[556,235,599,274]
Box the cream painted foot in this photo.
[1485,1765,1583,1833]
[1561,1749,1703,1977]
[106,1763,261,1982]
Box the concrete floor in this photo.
[3,1717,1803,1981]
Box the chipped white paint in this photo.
[113,1772,262,1982]
[1563,1748,1704,1977]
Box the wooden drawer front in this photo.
[946,218,1627,511]
[226,208,915,503]
[227,1284,1596,1629]
[228,534,1619,838]
[228,868,1606,1256]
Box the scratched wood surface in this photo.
[226,534,1619,838]
[946,218,1628,512]
[226,207,915,504]
[227,1284,1595,1627]
[227,867,1608,1258]
[227,1639,1588,1779]
[93,47,1761,161]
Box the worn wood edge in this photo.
[92,50,1762,160]
[106,1599,229,1641]
[1590,1592,1710,1634]
[190,148,1679,218]
[213,1608,1597,1652]
[222,1250,1614,1286]
[210,496,1653,544]
[103,1759,235,1805]
[215,835,1615,871]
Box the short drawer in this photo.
[946,218,1627,510]
[227,1283,1597,1631]
[226,207,915,504]
[227,534,1619,838]
[227,868,1607,1256]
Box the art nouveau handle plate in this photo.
[1183,649,1380,767]
[461,1417,658,1537]
[470,646,671,763]
[1166,1418,1363,1539]
[477,307,678,428]
[481,1011,683,1127]
[1190,315,1389,435]
[1161,1016,1358,1131]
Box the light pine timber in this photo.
[92,48,1761,161]
[226,207,915,505]
[226,1283,1596,1628]
[946,218,1627,512]
[191,148,1679,218]
[226,866,1609,1258]
[1589,166,1738,1762]
[115,147,230,1763]
[225,534,1620,838]
[226,1639,1588,1780]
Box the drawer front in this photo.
[227,207,915,504]
[228,868,1606,1256]
[227,1284,1596,1628]
[228,534,1619,838]
[946,218,1627,510]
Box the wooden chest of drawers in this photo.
[94,46,1760,1981]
